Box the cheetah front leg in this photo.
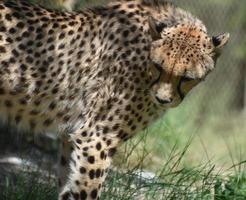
[58,134,73,192]
[59,129,118,200]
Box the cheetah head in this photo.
[148,16,229,108]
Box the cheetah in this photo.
[0,0,229,199]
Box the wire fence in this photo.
[172,0,246,115]
[0,0,245,172]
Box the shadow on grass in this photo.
[1,141,246,200]
[1,170,57,200]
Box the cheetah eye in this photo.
[181,76,195,82]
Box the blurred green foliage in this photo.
[1,0,245,199]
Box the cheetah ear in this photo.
[148,16,167,41]
[212,33,230,49]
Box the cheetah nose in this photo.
[155,96,173,104]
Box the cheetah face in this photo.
[148,18,229,107]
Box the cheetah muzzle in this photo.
[0,0,229,199]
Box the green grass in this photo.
[1,148,246,200]
[2,89,245,200]
[114,90,246,171]
[1,1,245,199]
[1,171,57,200]
[1,133,246,200]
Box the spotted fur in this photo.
[0,0,229,199]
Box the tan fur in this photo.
[0,0,228,199]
